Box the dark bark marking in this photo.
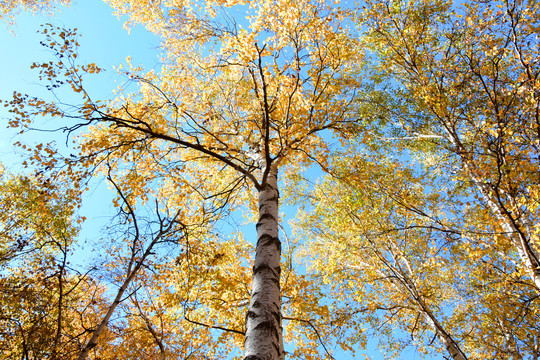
[258,193,279,208]
[246,310,258,319]
[256,213,278,228]
[256,234,281,249]
[252,263,281,279]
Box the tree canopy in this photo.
[1,0,539,359]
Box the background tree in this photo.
[295,140,540,358]
[294,148,471,359]
[290,0,540,357]
[0,165,117,359]
[360,0,540,289]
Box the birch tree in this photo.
[0,166,116,360]
[295,141,540,358]
[6,0,361,358]
[295,151,471,359]
[360,0,540,290]
[291,0,540,356]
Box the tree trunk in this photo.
[445,130,540,289]
[244,166,284,360]
[463,159,540,289]
[77,215,170,360]
[394,257,468,360]
[422,306,468,360]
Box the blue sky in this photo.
[0,2,444,359]
[0,1,159,166]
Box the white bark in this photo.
[244,165,284,360]
[346,242,468,360]
[422,306,468,360]
[384,249,468,360]
[498,319,523,360]
[444,130,540,289]
[462,158,540,289]
[400,277,467,359]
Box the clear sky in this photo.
[0,2,441,359]
[0,1,159,167]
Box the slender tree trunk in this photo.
[421,306,468,360]
[388,253,468,360]
[464,159,540,289]
[445,129,540,289]
[77,222,170,360]
[498,319,523,360]
[77,271,132,360]
[244,166,284,360]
